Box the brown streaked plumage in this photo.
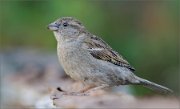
[48,17,173,96]
[83,34,135,72]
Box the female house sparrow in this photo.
[48,17,172,95]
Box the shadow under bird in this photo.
[48,17,173,95]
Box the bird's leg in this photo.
[63,85,96,96]
[86,84,109,93]
[78,84,96,93]
[51,84,109,98]
[53,87,89,96]
[68,84,109,96]
[54,85,96,96]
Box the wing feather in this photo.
[83,35,135,72]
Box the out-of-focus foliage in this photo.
[0,0,179,95]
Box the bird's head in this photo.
[48,17,86,42]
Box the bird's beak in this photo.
[47,22,59,31]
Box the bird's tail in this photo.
[133,76,173,94]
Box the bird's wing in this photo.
[83,35,135,72]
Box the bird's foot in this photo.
[50,87,89,100]
[86,84,109,93]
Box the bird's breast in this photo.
[57,42,94,81]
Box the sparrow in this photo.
[48,17,172,95]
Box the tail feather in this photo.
[134,76,173,94]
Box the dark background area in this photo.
[1,0,179,97]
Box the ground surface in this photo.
[1,49,179,108]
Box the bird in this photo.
[47,17,172,95]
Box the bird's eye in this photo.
[63,22,68,27]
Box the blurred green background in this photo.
[0,0,179,95]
